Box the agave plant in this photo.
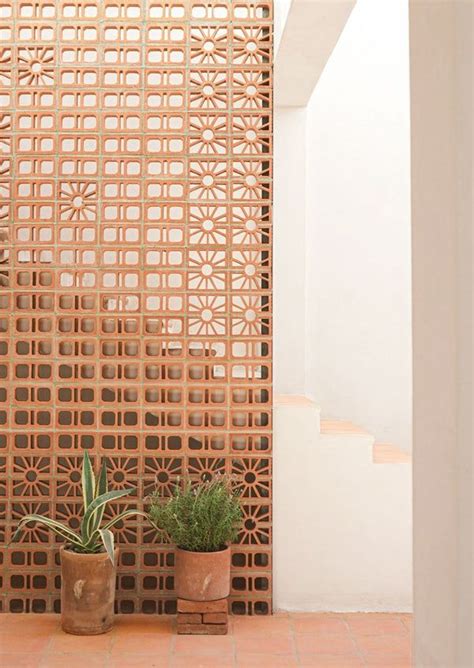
[12,452,145,564]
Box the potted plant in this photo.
[11,452,145,635]
[148,476,242,602]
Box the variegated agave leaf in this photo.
[81,450,95,511]
[12,515,83,548]
[81,488,135,548]
[98,528,115,564]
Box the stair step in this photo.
[373,443,411,464]
[274,394,317,407]
[320,419,371,437]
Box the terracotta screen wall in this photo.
[0,0,272,614]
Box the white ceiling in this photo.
[275,0,357,107]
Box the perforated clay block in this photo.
[0,0,273,615]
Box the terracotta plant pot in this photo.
[175,546,231,601]
[60,546,118,635]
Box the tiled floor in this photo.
[0,612,412,667]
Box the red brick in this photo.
[177,598,228,614]
[177,623,228,635]
[177,613,202,624]
[203,613,227,624]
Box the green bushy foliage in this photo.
[148,477,242,553]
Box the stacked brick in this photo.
[177,598,229,635]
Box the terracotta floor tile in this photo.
[363,653,412,667]
[39,652,107,667]
[0,611,415,668]
[236,653,298,667]
[295,633,356,656]
[0,628,54,639]
[0,634,51,653]
[232,614,291,635]
[0,614,60,633]
[346,614,408,637]
[234,632,294,655]
[290,614,348,635]
[47,631,113,653]
[400,617,413,633]
[113,615,174,635]
[355,634,411,655]
[0,653,42,668]
[171,656,234,668]
[299,655,365,668]
[174,634,234,657]
[109,654,171,668]
[111,632,173,654]
[290,613,340,620]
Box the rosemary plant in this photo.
[148,476,242,552]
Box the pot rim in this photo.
[60,545,119,557]
[176,545,230,555]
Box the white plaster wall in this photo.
[304,0,412,450]
[274,0,292,54]
[273,399,412,612]
[274,107,307,394]
[271,0,414,615]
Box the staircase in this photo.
[320,418,412,464]
[273,395,412,613]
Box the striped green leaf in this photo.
[98,528,115,564]
[97,459,108,498]
[81,450,95,511]
[90,458,109,535]
[82,488,135,546]
[12,515,83,547]
[101,508,147,532]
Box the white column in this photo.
[410,3,473,666]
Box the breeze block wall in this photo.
[0,0,272,614]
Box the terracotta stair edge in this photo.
[274,396,412,464]
[373,443,411,464]
[320,419,411,464]
[319,418,372,438]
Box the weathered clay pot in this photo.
[175,546,231,601]
[60,546,118,635]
